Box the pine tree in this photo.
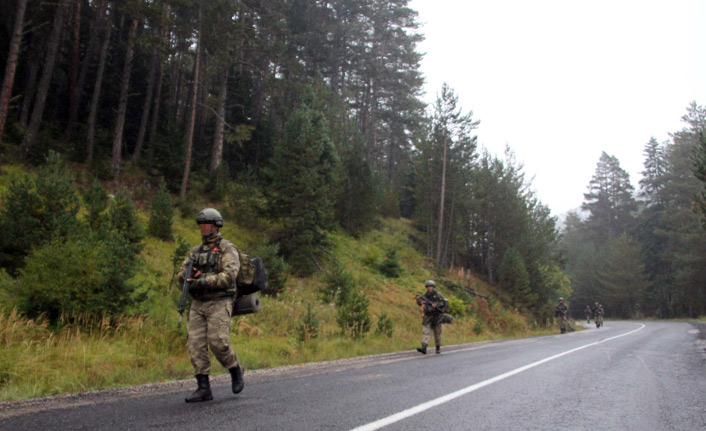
[598,234,647,318]
[498,247,534,309]
[636,137,672,317]
[0,152,80,274]
[582,152,637,243]
[148,180,174,240]
[266,98,340,275]
[691,131,706,230]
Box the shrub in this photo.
[84,180,109,231]
[296,303,319,343]
[447,295,466,316]
[12,230,141,320]
[108,189,145,253]
[320,263,354,306]
[473,316,486,335]
[148,180,174,240]
[362,246,382,268]
[0,151,81,275]
[375,312,394,337]
[336,290,371,339]
[378,248,402,278]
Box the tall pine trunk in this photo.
[111,16,139,178]
[209,67,228,174]
[148,56,164,154]
[86,7,112,164]
[20,0,68,159]
[65,0,81,140]
[436,134,448,267]
[147,3,170,155]
[0,0,27,143]
[67,0,106,140]
[18,59,38,127]
[132,45,159,163]
[180,4,202,200]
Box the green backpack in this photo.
[230,245,267,316]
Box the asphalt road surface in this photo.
[1,321,705,431]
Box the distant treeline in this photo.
[564,102,706,319]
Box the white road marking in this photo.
[350,324,646,431]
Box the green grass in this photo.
[0,213,557,401]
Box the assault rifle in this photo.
[414,295,453,324]
[415,294,440,309]
[177,258,194,328]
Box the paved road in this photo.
[1,321,705,430]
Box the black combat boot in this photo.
[185,374,213,403]
[416,344,427,354]
[435,345,440,354]
[229,365,244,394]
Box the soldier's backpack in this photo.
[232,247,267,316]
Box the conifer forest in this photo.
[1,0,706,322]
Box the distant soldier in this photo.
[415,280,447,354]
[585,305,592,323]
[592,302,604,328]
[177,208,244,402]
[555,297,568,334]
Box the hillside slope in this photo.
[0,167,552,401]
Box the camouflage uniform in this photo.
[555,300,568,333]
[593,303,604,327]
[416,288,446,349]
[178,233,240,375]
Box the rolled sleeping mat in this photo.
[233,294,261,316]
[440,314,453,324]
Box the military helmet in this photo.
[424,280,436,287]
[559,297,564,301]
[196,208,223,227]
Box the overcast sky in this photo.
[409,0,706,217]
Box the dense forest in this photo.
[1,0,705,323]
[565,103,706,319]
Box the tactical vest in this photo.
[422,291,447,315]
[195,242,222,275]
[191,239,237,299]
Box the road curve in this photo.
[1,321,705,431]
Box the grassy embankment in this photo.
[0,164,557,401]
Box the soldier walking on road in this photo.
[592,302,604,328]
[585,305,592,323]
[415,280,447,354]
[555,297,568,334]
[177,208,244,402]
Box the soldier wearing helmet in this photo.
[592,302,604,328]
[415,280,447,354]
[177,208,244,402]
[555,297,568,334]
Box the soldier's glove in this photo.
[189,278,208,295]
